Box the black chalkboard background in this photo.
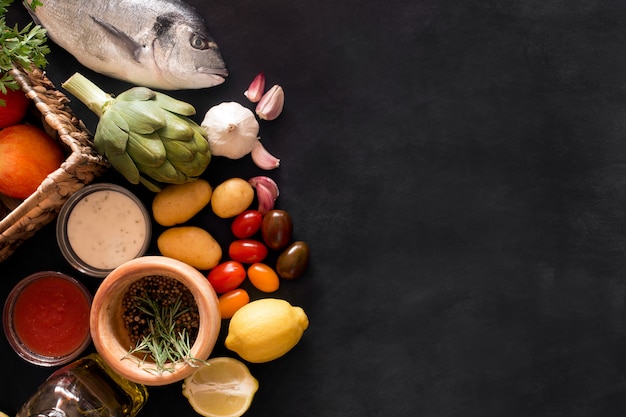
[3,0,626,416]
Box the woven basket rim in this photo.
[0,65,108,261]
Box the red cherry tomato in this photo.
[218,288,250,319]
[228,239,268,264]
[207,261,246,293]
[231,210,263,238]
[247,263,280,293]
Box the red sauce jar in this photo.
[3,271,92,366]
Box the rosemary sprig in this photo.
[124,292,204,375]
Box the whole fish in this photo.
[24,0,228,90]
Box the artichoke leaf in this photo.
[108,152,141,184]
[191,122,209,140]
[194,152,212,174]
[137,160,187,184]
[159,113,195,141]
[169,158,207,178]
[117,87,157,102]
[162,139,196,162]
[108,110,130,132]
[94,116,130,156]
[170,150,211,177]
[94,130,126,157]
[126,131,167,167]
[191,129,210,154]
[114,100,166,134]
[168,131,211,176]
[154,91,197,116]
[138,175,163,192]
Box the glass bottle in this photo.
[16,353,148,417]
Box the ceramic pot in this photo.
[90,256,220,386]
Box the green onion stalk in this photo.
[62,72,211,191]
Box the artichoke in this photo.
[62,72,210,191]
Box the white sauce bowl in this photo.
[56,183,151,278]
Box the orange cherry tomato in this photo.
[218,288,250,319]
[247,263,280,293]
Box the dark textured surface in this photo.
[4,0,626,416]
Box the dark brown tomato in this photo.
[276,241,310,279]
[261,209,293,251]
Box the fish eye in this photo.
[190,34,209,50]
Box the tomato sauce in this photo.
[13,275,91,357]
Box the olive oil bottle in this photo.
[16,353,147,417]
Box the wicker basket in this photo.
[0,65,109,262]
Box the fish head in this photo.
[152,12,228,90]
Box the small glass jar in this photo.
[16,353,148,417]
[56,183,151,278]
[3,271,92,367]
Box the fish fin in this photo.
[90,15,143,63]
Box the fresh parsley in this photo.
[0,0,49,94]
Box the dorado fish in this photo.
[24,0,228,90]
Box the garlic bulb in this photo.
[201,101,260,159]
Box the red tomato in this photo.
[229,239,268,264]
[0,88,30,128]
[207,261,246,293]
[218,288,250,319]
[247,263,280,293]
[231,210,263,238]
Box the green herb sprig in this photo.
[0,0,49,94]
[124,292,205,375]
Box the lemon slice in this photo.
[183,357,259,417]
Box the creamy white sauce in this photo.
[66,190,148,270]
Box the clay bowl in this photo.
[90,256,220,386]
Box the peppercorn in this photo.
[122,275,199,346]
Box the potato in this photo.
[210,177,254,218]
[152,179,212,226]
[157,226,222,270]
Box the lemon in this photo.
[225,298,309,363]
[0,411,9,417]
[182,357,259,417]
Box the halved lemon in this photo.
[182,357,259,417]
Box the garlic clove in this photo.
[255,85,284,121]
[249,176,279,214]
[251,140,280,170]
[244,73,266,103]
